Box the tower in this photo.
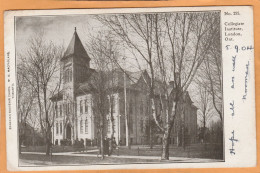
[60,27,91,142]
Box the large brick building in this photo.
[51,29,198,147]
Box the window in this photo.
[64,104,67,115]
[85,119,88,134]
[65,70,68,83]
[60,105,62,117]
[70,103,72,114]
[107,119,111,133]
[65,69,72,83]
[80,120,83,134]
[60,122,63,134]
[55,105,58,118]
[112,96,116,113]
[69,69,72,82]
[56,123,59,134]
[80,100,83,114]
[67,103,70,114]
[85,100,88,113]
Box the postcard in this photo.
[4,6,256,171]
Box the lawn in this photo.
[19,153,165,166]
[21,143,223,160]
[19,144,223,166]
[75,143,223,160]
[21,145,97,153]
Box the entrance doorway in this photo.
[66,124,72,140]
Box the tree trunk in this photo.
[19,136,22,154]
[149,120,153,149]
[45,125,52,156]
[161,131,170,160]
[203,116,206,142]
[100,126,104,159]
[109,121,115,156]
[46,141,51,156]
[182,125,185,149]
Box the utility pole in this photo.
[124,68,130,148]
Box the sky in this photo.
[15,14,145,72]
[15,14,100,54]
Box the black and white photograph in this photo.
[4,7,256,170]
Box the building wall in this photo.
[53,90,198,147]
[76,94,95,146]
[53,100,64,145]
[53,61,198,147]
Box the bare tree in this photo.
[196,87,214,142]
[196,19,222,122]
[203,51,222,122]
[85,31,121,159]
[26,108,41,150]
[17,67,35,153]
[18,31,63,155]
[97,11,220,160]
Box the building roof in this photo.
[62,28,90,61]
[126,70,145,84]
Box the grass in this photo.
[19,154,166,165]
[21,143,223,160]
[21,145,97,153]
[19,144,223,166]
[76,144,223,160]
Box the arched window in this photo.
[64,69,72,83]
